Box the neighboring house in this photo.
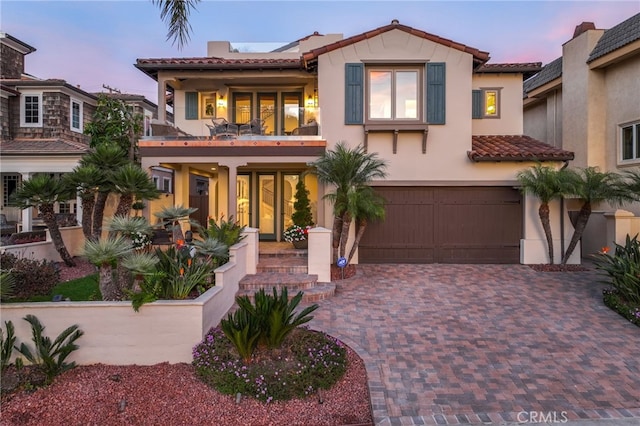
[523,13,640,254]
[0,32,96,233]
[136,19,576,264]
[0,33,161,235]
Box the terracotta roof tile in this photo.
[0,139,90,155]
[303,20,490,65]
[468,135,574,162]
[136,57,302,67]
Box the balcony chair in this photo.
[291,120,318,136]
[239,118,266,136]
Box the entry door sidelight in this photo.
[236,174,251,228]
[258,174,276,239]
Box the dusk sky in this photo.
[2,1,639,104]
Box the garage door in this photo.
[359,187,522,264]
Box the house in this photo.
[0,32,96,233]
[136,20,576,264]
[0,33,161,235]
[523,13,640,254]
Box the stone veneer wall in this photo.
[1,96,10,140]
[0,44,24,79]
[8,91,95,143]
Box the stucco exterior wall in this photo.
[604,57,640,172]
[471,73,524,136]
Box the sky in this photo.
[2,0,639,104]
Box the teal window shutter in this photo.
[426,62,446,124]
[185,92,198,120]
[472,90,482,119]
[345,63,364,124]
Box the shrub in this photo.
[1,320,16,372]
[291,179,314,227]
[197,215,245,256]
[0,252,60,299]
[593,234,640,305]
[15,314,83,384]
[0,270,16,301]
[193,327,346,402]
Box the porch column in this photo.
[157,77,167,122]
[217,159,246,221]
[76,193,83,226]
[20,172,32,232]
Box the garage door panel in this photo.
[360,186,522,264]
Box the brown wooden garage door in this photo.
[359,187,522,264]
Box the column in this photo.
[20,172,32,232]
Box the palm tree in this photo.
[83,237,133,300]
[346,185,386,263]
[517,164,571,264]
[12,174,76,267]
[121,252,159,292]
[79,144,129,240]
[154,205,198,242]
[152,0,200,49]
[624,169,640,202]
[64,164,105,240]
[562,167,634,264]
[112,163,161,218]
[310,142,387,260]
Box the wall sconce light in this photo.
[217,95,227,108]
[305,95,315,108]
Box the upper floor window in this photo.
[21,93,42,127]
[472,88,501,119]
[367,67,421,121]
[621,121,640,162]
[70,98,83,132]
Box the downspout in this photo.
[560,161,570,260]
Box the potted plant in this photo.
[284,179,314,248]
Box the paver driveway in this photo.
[307,264,640,425]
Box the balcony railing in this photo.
[152,107,322,140]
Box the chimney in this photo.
[573,22,596,38]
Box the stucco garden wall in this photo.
[1,226,84,262]
[1,229,259,366]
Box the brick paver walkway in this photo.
[307,264,640,425]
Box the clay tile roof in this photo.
[0,139,90,155]
[523,57,563,94]
[135,57,304,79]
[475,62,542,79]
[303,20,490,66]
[588,13,640,63]
[468,135,574,162]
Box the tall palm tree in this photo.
[84,237,133,301]
[79,145,129,240]
[12,174,76,267]
[154,205,198,242]
[152,0,200,49]
[310,142,387,260]
[562,167,634,264]
[112,163,161,218]
[517,164,571,265]
[346,186,386,263]
[64,164,105,240]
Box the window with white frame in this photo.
[162,177,172,193]
[21,92,43,127]
[367,66,421,121]
[621,121,640,162]
[70,98,83,132]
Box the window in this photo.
[162,177,172,193]
[367,67,420,120]
[3,174,20,206]
[21,93,42,127]
[621,121,640,162]
[70,98,83,132]
[472,88,501,119]
[201,93,217,118]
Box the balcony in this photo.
[140,107,325,159]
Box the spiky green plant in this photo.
[154,204,198,242]
[0,270,16,302]
[84,236,133,300]
[152,0,200,49]
[220,308,261,363]
[15,315,83,384]
[1,320,16,372]
[196,215,245,252]
[191,237,228,266]
[593,234,640,305]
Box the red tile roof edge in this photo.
[303,21,490,65]
[468,135,574,162]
